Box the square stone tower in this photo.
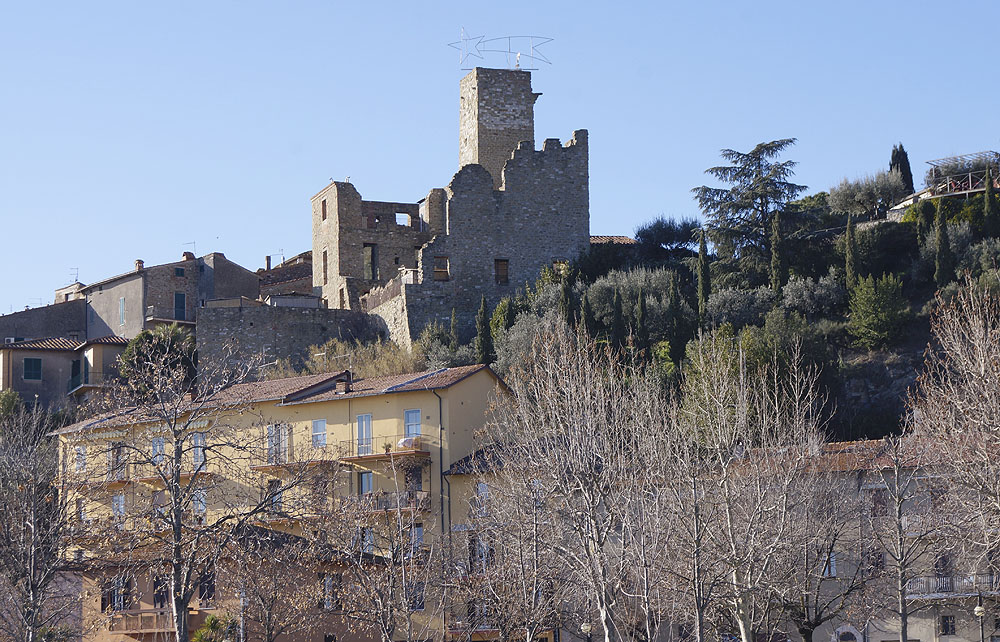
[459,67,540,189]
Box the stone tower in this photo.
[459,67,540,189]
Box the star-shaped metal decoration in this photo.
[447,28,485,67]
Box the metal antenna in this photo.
[183,241,197,256]
[70,267,79,283]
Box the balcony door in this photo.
[174,292,186,321]
[357,414,372,455]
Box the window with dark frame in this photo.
[940,615,956,636]
[322,250,329,286]
[23,358,41,381]
[494,258,509,285]
[174,267,185,277]
[363,243,379,280]
[321,199,327,221]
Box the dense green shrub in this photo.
[848,274,910,349]
[706,286,776,329]
[781,268,846,318]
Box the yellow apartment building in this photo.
[56,364,507,642]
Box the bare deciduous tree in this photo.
[0,406,78,642]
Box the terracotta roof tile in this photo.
[3,337,83,351]
[590,235,638,245]
[84,335,129,346]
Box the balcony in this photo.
[251,446,342,475]
[340,433,429,460]
[67,370,112,395]
[342,490,431,513]
[108,609,174,634]
[907,574,1000,596]
[145,306,195,325]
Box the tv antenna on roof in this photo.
[70,267,79,283]
[183,241,196,256]
[448,29,553,70]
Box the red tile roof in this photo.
[590,235,638,245]
[84,335,129,346]
[2,337,82,351]
[55,365,498,435]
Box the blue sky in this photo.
[2,1,997,312]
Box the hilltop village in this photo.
[3,66,1000,642]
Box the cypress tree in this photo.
[665,272,682,362]
[502,297,516,330]
[890,143,915,194]
[611,288,626,350]
[985,168,999,238]
[474,296,495,365]
[845,214,858,290]
[449,308,459,350]
[580,293,597,337]
[934,200,954,288]
[916,199,936,245]
[697,229,711,325]
[558,278,573,327]
[770,209,786,294]
[634,287,649,357]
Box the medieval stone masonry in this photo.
[311,67,590,346]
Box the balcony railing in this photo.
[340,433,426,458]
[145,306,193,323]
[907,574,1000,595]
[67,370,111,394]
[109,609,174,633]
[342,490,430,512]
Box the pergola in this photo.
[926,151,1000,197]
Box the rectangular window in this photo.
[494,258,509,285]
[112,493,125,519]
[174,292,186,322]
[23,358,41,381]
[174,267,185,277]
[871,489,888,517]
[152,437,165,465]
[152,576,167,609]
[192,488,207,515]
[822,552,837,577]
[266,479,283,514]
[358,471,373,496]
[107,442,126,481]
[406,581,425,611]
[363,243,379,280]
[119,297,126,326]
[267,424,289,464]
[312,419,327,448]
[404,409,421,437]
[321,199,327,221]
[320,572,342,610]
[74,446,87,472]
[192,432,206,469]
[411,522,424,547]
[395,212,410,226]
[198,568,215,602]
[940,615,956,636]
[360,527,375,554]
[322,250,329,286]
[77,498,87,522]
[357,414,372,455]
[433,256,450,281]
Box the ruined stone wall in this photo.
[196,305,383,369]
[400,129,590,342]
[0,300,86,341]
[459,68,538,190]
[312,181,431,310]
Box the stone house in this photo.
[311,67,590,347]
[79,251,259,340]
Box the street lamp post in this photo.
[974,592,986,642]
[581,622,593,642]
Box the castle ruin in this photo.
[311,67,590,347]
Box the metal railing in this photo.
[342,490,430,512]
[907,574,1000,595]
[340,433,424,458]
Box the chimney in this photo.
[135,259,144,271]
[265,255,271,271]
[182,252,195,261]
